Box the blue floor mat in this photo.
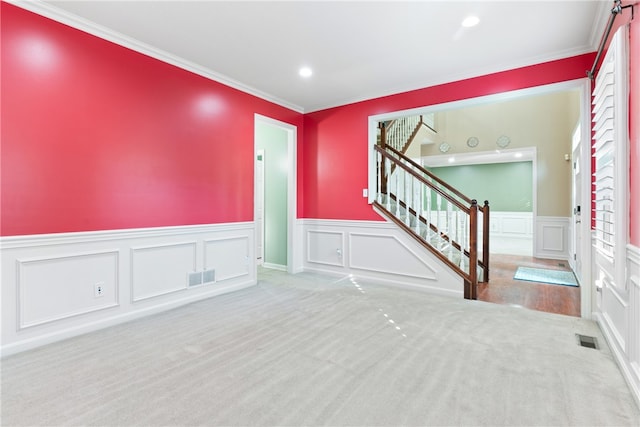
[514,267,578,287]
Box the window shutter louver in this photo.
[591,24,629,292]
[592,59,616,258]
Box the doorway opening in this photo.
[423,148,536,258]
[254,114,299,275]
[368,79,592,318]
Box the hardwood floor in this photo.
[477,254,581,317]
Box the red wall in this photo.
[5,3,636,245]
[1,3,303,236]
[302,54,596,221]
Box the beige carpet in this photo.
[2,268,639,426]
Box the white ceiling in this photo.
[29,0,610,112]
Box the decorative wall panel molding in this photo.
[626,245,640,405]
[596,244,640,408]
[131,242,196,302]
[489,211,533,237]
[204,236,250,281]
[535,216,570,260]
[1,223,255,356]
[17,250,119,329]
[300,219,461,297]
[348,233,436,280]
[306,230,345,267]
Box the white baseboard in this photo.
[263,262,287,271]
[1,223,256,356]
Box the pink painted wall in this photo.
[5,3,636,245]
[1,3,303,236]
[302,54,596,221]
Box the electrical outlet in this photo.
[94,282,105,297]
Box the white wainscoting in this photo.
[18,250,120,329]
[1,223,256,356]
[489,211,533,237]
[485,211,533,256]
[204,236,251,281]
[131,242,196,302]
[534,216,570,260]
[596,244,640,408]
[301,219,462,297]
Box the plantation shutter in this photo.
[592,25,629,291]
[592,56,615,256]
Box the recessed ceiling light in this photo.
[462,16,480,28]
[299,66,313,78]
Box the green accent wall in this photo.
[256,123,288,267]
[428,162,533,212]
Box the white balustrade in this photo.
[385,116,421,152]
[374,145,486,283]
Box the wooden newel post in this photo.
[379,122,387,150]
[466,199,478,300]
[482,200,490,283]
[379,122,387,195]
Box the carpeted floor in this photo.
[1,268,639,426]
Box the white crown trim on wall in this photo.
[6,0,305,113]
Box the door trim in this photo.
[577,78,592,319]
[255,149,265,265]
[367,78,593,318]
[254,114,299,275]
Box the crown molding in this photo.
[6,0,305,114]
[589,1,616,50]
[306,46,594,113]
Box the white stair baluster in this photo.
[385,158,392,211]
[425,186,432,240]
[377,151,382,204]
[405,170,411,226]
[460,212,467,271]
[395,168,401,217]
[436,194,442,248]
[447,201,453,258]
[414,178,421,235]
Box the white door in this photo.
[256,150,265,265]
[570,124,582,281]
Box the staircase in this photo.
[378,115,435,154]
[374,118,489,300]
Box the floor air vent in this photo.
[576,334,599,349]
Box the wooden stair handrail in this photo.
[375,144,490,298]
[389,192,488,272]
[375,145,470,213]
[378,144,490,283]
[384,145,473,205]
[389,193,462,252]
